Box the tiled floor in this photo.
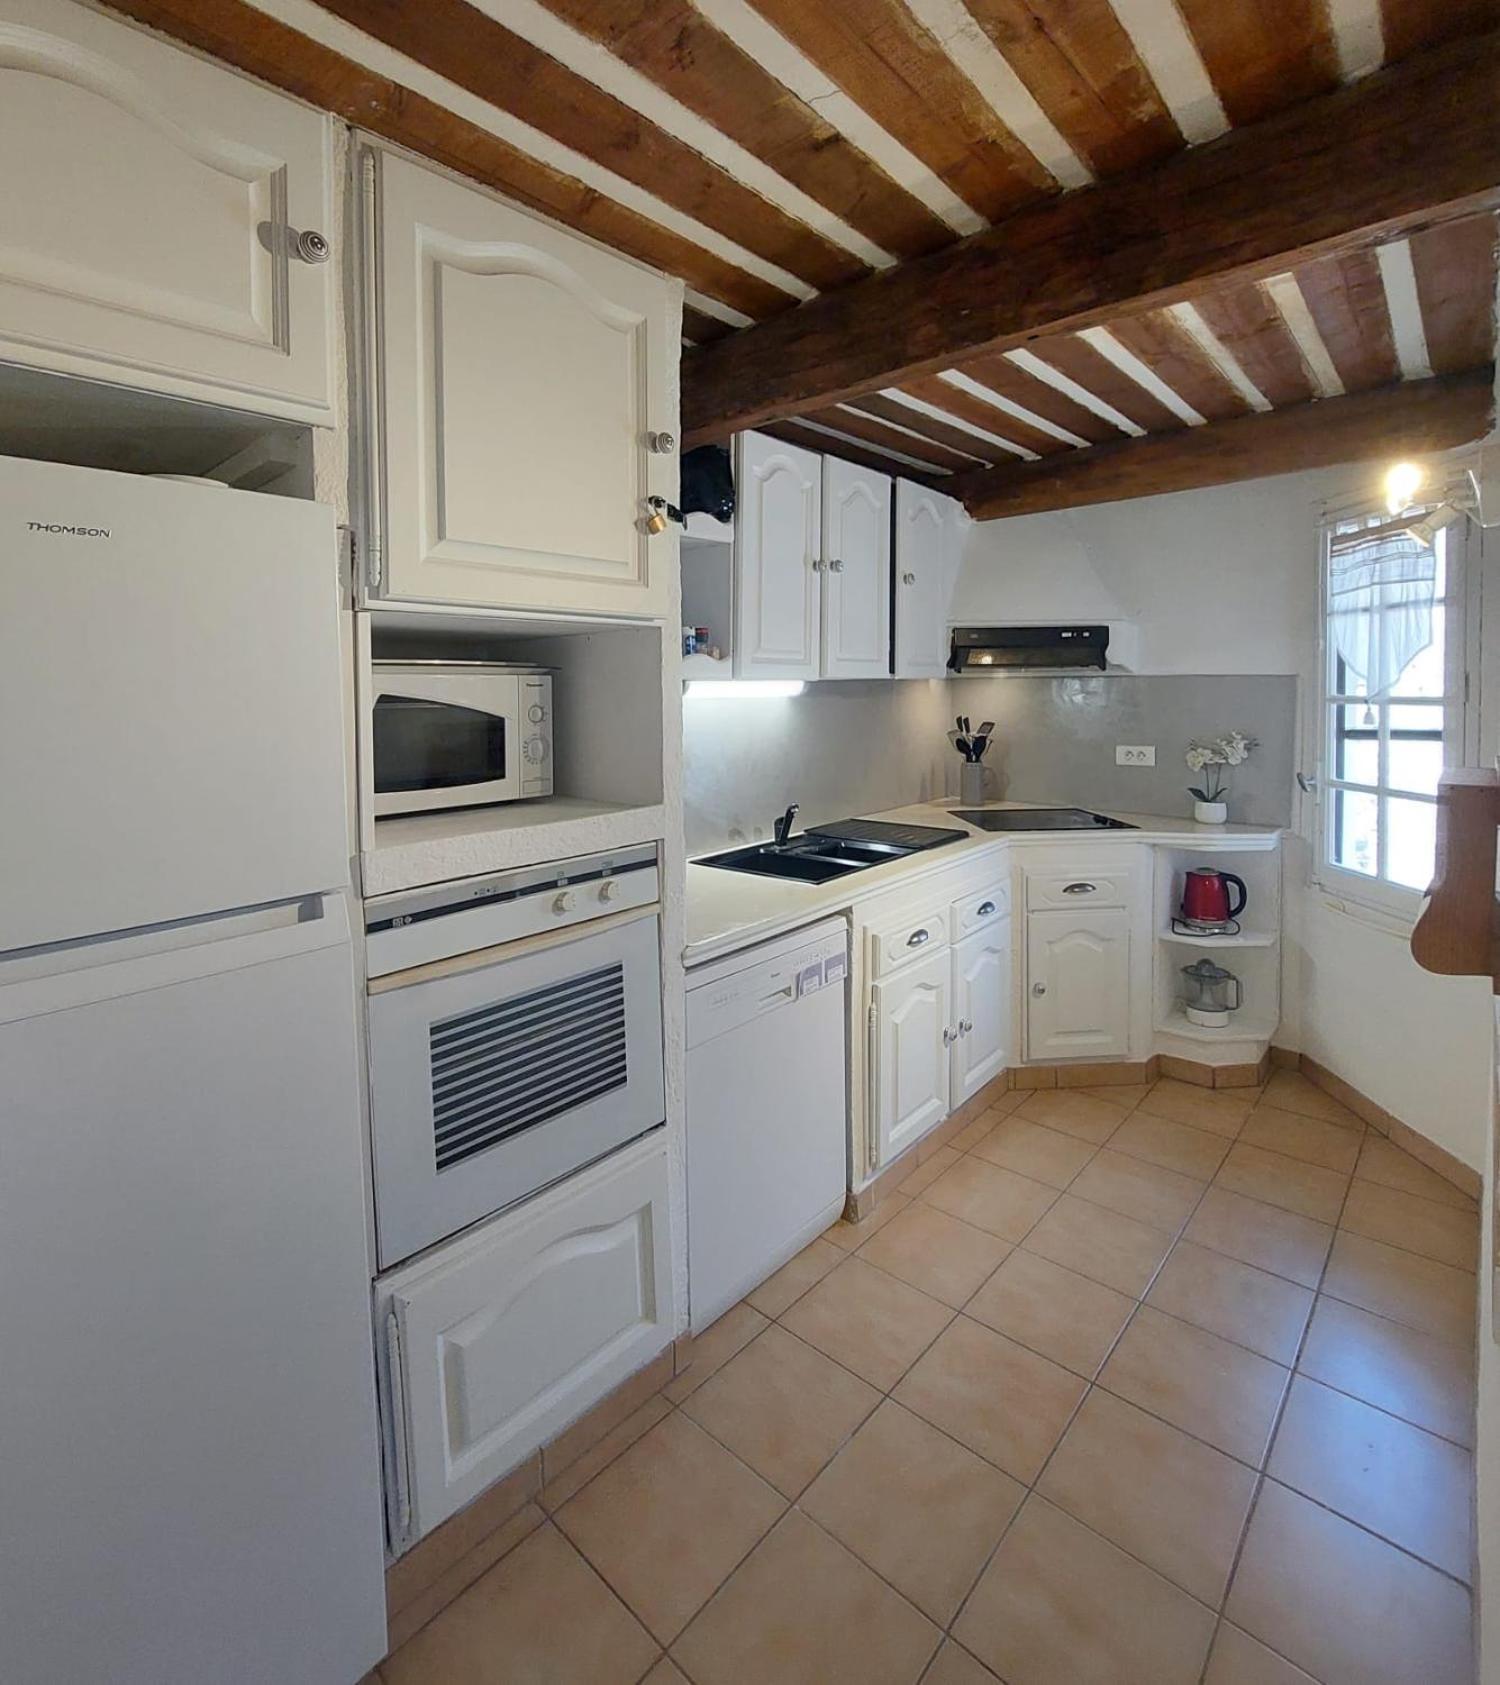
[373,1072,1480,1685]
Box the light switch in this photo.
[1115,745,1156,766]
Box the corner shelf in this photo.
[1155,1004,1280,1044]
[1159,926,1278,949]
[682,651,732,679]
[682,513,733,546]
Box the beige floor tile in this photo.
[1339,1180,1480,1272]
[1014,1087,1131,1143]
[1069,1149,1205,1232]
[385,1502,547,1655]
[1137,1079,1255,1138]
[553,1412,784,1645]
[965,1247,1135,1377]
[954,1496,1216,1685]
[680,1323,880,1499]
[1183,1187,1333,1289]
[1323,1232,1477,1345]
[801,1399,1024,1624]
[1108,1110,1233,1180]
[896,1144,963,1197]
[949,1111,1000,1154]
[1204,1623,1319,1684]
[1038,1388,1257,1606]
[1260,1070,1363,1128]
[381,1523,657,1685]
[857,1199,1011,1308]
[1239,1104,1362,1174]
[922,1640,1004,1684]
[970,1115,1098,1188]
[1214,1142,1348,1225]
[893,1315,1085,1482]
[672,1509,940,1685]
[1268,1375,1473,1581]
[1022,1192,1174,1296]
[1355,1137,1477,1212]
[781,1256,953,1390]
[1099,1305,1289,1465]
[665,1302,769,1403]
[540,1396,673,1513]
[746,1236,843,1319]
[919,1154,1057,1241]
[641,1661,690,1685]
[823,1190,912,1253]
[1146,1240,1314,1365]
[1299,1295,1474,1446]
[1226,1480,1472,1685]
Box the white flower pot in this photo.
[1193,800,1228,824]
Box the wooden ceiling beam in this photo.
[682,31,1500,445]
[950,367,1494,520]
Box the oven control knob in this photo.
[527,704,546,723]
[553,891,576,914]
[523,736,548,764]
[598,879,622,904]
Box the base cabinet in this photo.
[1025,906,1132,1060]
[951,920,1011,1105]
[378,1135,673,1548]
[872,948,951,1164]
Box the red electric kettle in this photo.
[1180,868,1247,929]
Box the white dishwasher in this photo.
[686,918,850,1328]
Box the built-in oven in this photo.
[372,661,552,816]
[364,845,664,1268]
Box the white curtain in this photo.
[1327,524,1436,698]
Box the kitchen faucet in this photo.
[773,803,799,847]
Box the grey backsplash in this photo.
[682,674,1297,855]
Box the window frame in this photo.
[1312,507,1471,921]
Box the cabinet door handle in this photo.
[829,557,845,573]
[960,1018,973,1034]
[977,900,997,916]
[811,557,825,572]
[943,1024,956,1045]
[906,928,931,947]
[1032,982,1047,996]
[1062,881,1097,895]
[902,571,916,586]
[645,430,676,454]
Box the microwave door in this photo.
[372,678,523,815]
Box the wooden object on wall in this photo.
[1411,767,1500,992]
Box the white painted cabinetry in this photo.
[364,149,679,616]
[893,481,962,678]
[1025,906,1132,1060]
[872,947,951,1164]
[950,907,1010,1104]
[0,0,337,421]
[734,430,891,679]
[378,1135,673,1546]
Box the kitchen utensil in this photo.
[1180,958,1243,1027]
[1180,868,1247,930]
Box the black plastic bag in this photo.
[679,444,734,522]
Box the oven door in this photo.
[367,908,665,1268]
[372,673,522,815]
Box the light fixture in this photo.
[684,679,806,701]
[1383,460,1425,515]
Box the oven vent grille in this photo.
[429,963,627,1172]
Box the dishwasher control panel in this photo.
[687,926,849,1047]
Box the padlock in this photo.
[643,496,669,535]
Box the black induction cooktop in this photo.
[952,808,1137,831]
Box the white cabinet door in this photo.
[734,430,822,679]
[893,480,959,678]
[951,921,1011,1104]
[1025,907,1132,1061]
[873,949,951,1165]
[0,0,335,421]
[381,1136,673,1544]
[371,150,677,616]
[821,457,891,679]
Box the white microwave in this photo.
[371,661,552,816]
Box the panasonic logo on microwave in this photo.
[28,521,111,538]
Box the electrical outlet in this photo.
[1116,744,1156,766]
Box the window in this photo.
[1316,508,1466,915]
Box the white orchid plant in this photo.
[1185,731,1258,803]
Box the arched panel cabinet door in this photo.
[821,456,891,679]
[733,429,821,679]
[365,149,679,617]
[894,480,962,678]
[0,0,336,422]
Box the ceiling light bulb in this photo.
[1384,461,1425,515]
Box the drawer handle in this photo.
[906,928,931,947]
[1062,881,1098,895]
[1032,982,1047,996]
[977,900,997,916]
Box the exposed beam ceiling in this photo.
[681,30,1500,443]
[951,366,1495,518]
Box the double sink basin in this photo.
[697,818,969,883]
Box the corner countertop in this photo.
[684,799,1281,968]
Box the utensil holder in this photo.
[960,762,986,806]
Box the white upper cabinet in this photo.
[0,0,336,421]
[734,430,822,679]
[821,458,892,679]
[893,481,962,678]
[366,149,678,617]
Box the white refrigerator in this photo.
[0,457,386,1684]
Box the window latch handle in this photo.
[1296,772,1317,793]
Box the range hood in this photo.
[948,624,1110,673]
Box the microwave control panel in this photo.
[521,676,552,796]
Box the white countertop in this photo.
[685,799,1281,967]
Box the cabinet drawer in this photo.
[1024,868,1132,912]
[866,903,950,977]
[952,883,1009,935]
